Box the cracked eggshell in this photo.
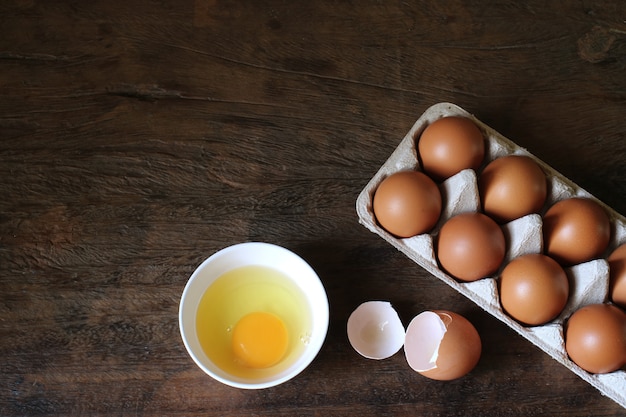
[404,310,481,380]
[347,301,405,360]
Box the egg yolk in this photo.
[232,312,289,368]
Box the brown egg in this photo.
[418,116,485,181]
[543,197,611,266]
[499,254,569,326]
[372,170,442,238]
[479,155,547,223]
[437,212,506,282]
[609,243,626,308]
[565,304,626,374]
[405,310,481,381]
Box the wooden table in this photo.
[2,1,625,416]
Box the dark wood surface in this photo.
[1,1,625,416]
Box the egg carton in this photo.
[356,102,626,408]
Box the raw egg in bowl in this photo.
[179,242,329,389]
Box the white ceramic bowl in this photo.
[179,242,329,389]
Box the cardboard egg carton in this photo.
[356,102,626,408]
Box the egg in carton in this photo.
[356,102,626,408]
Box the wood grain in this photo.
[1,0,625,415]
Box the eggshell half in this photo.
[404,310,481,380]
[347,301,405,360]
